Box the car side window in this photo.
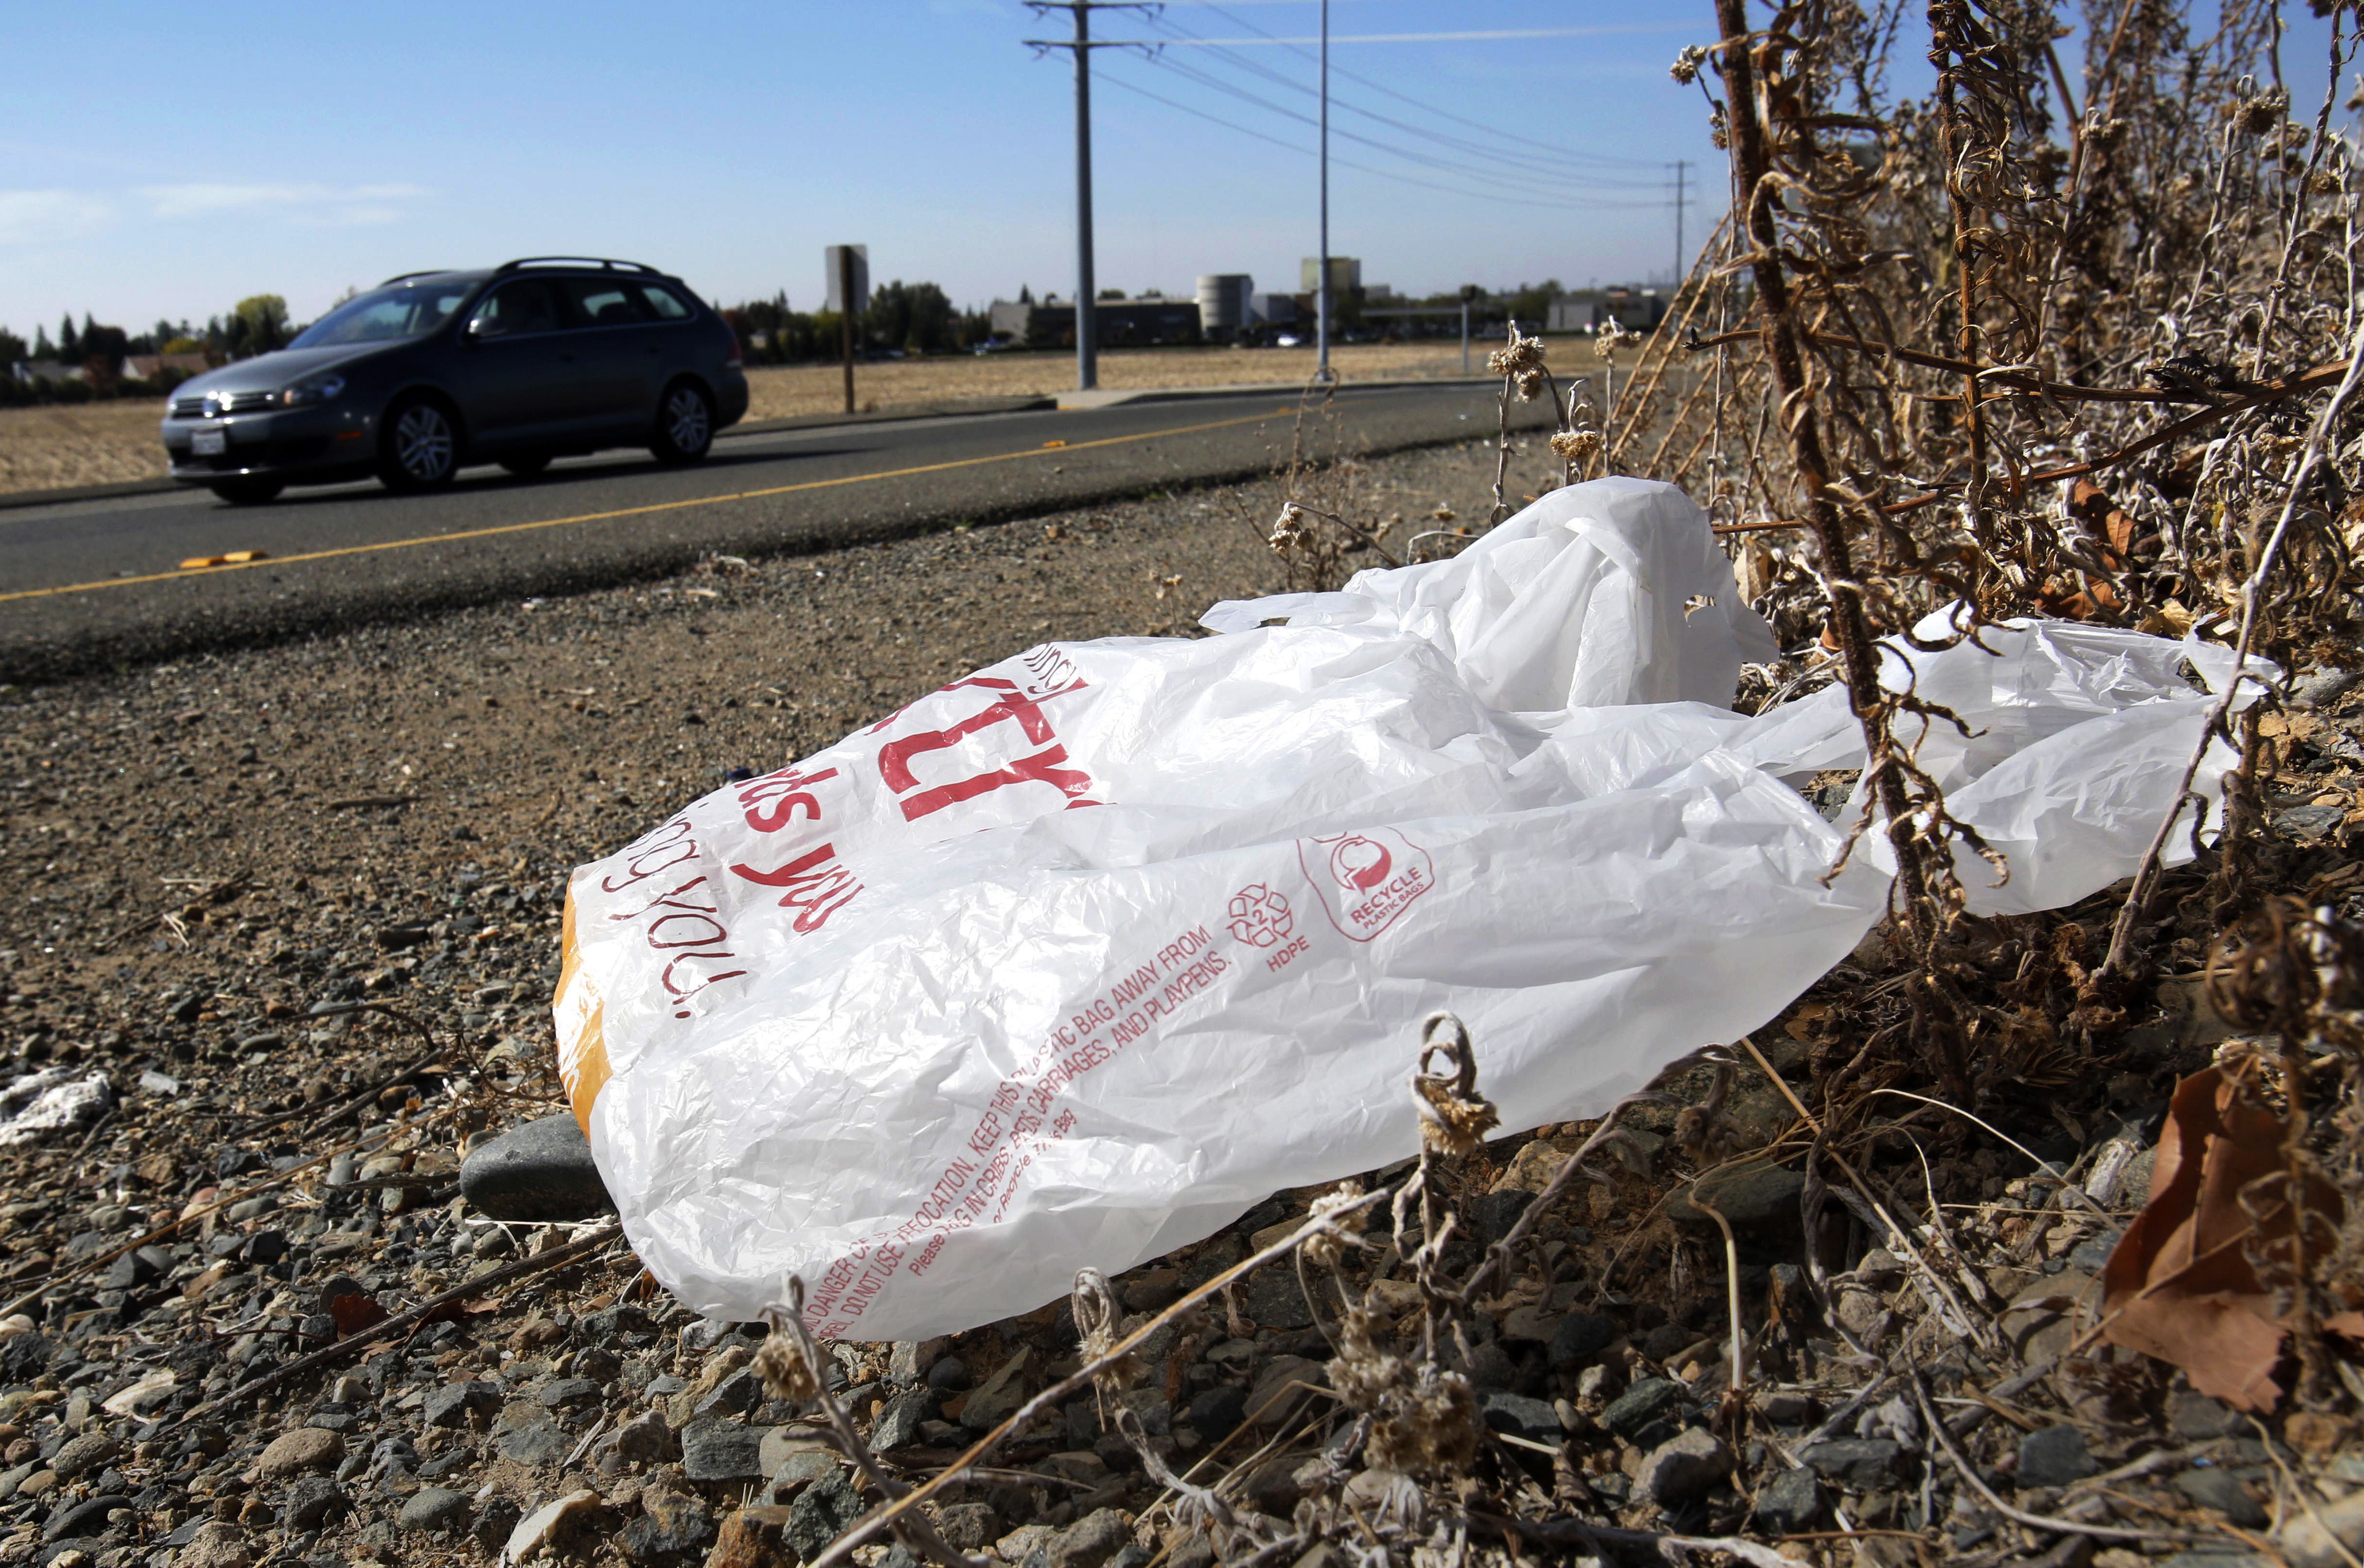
[559,279,649,329]
[636,284,693,321]
[470,280,562,338]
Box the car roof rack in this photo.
[378,269,464,285]
[494,257,661,277]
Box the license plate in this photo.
[191,427,227,456]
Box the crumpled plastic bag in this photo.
[556,478,2257,1338]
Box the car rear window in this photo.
[556,279,645,328]
[636,284,693,321]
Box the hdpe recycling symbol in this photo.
[1226,883,1294,948]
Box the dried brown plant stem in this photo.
[1713,0,1965,1095]
[2102,315,2364,977]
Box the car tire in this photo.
[378,396,461,492]
[210,478,283,505]
[650,380,714,464]
[500,455,551,478]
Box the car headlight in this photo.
[280,374,346,408]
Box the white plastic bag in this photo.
[556,479,2251,1339]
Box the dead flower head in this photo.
[1487,329,1549,400]
[1071,1268,1145,1388]
[1670,44,1708,84]
[1267,502,1310,555]
[752,1326,821,1405]
[1550,427,1603,463]
[1330,1306,1480,1475]
[1301,1179,1366,1270]
[1596,320,1628,361]
[1412,1012,1499,1157]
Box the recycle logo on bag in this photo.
[1298,827,1437,941]
[1226,884,1294,948]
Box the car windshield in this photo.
[289,280,474,348]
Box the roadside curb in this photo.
[1053,374,1496,411]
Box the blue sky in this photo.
[0,0,2343,338]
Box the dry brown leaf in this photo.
[327,1287,391,1337]
[2099,1064,2342,1410]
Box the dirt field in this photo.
[0,343,1474,499]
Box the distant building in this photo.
[1196,274,1253,341]
[1248,292,1297,326]
[987,295,1204,349]
[1548,286,1669,333]
[12,361,87,386]
[1301,256,1361,294]
[121,352,211,382]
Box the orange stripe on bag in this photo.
[554,890,612,1136]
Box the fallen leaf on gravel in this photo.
[327,1286,391,1337]
[100,1368,172,1416]
[2101,1063,2343,1410]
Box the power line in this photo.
[1187,0,1665,171]
[1138,51,1656,203]
[1143,10,1663,185]
[1094,69,1677,211]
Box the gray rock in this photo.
[458,1113,613,1223]
[888,1338,949,1385]
[1466,1189,1534,1244]
[48,1434,118,1482]
[1238,1268,1314,1330]
[42,1496,126,1543]
[693,1367,763,1420]
[609,1410,678,1464]
[926,1355,971,1393]
[396,1488,471,1535]
[493,1419,575,1468]
[1246,1355,1325,1428]
[1187,1385,1246,1439]
[870,1388,934,1452]
[618,1489,715,1562]
[2176,1468,2267,1529]
[2018,1425,2097,1489]
[934,1504,999,1553]
[2277,803,2347,841]
[1752,1468,1822,1534]
[2290,667,2362,710]
[539,1377,601,1409]
[1670,1163,1804,1236]
[786,1468,863,1562]
[680,1418,766,1481]
[473,1497,523,1550]
[2169,1391,2242,1441]
[279,1477,347,1532]
[1475,1391,1560,1447]
[422,1380,501,1429]
[1799,1438,1903,1490]
[1640,1428,1730,1507]
[1049,1508,1130,1568]
[1547,1311,1617,1371]
[1599,1378,1683,1440]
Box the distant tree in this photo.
[162,336,204,355]
[1098,287,1126,300]
[1018,283,1033,304]
[0,327,25,366]
[32,325,53,360]
[80,318,130,366]
[58,314,79,361]
[1504,279,1563,327]
[864,280,958,354]
[229,295,292,357]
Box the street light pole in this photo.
[1316,0,1331,382]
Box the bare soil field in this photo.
[0,343,1472,499]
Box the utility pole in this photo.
[1315,0,1331,382]
[1671,159,1692,287]
[1024,2,1157,393]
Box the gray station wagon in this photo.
[160,257,750,504]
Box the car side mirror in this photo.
[464,317,490,343]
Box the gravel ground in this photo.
[2,438,2357,1568]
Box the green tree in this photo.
[58,314,79,361]
[0,327,26,366]
[230,295,292,357]
[31,325,53,360]
[864,280,958,355]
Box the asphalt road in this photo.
[0,381,1545,684]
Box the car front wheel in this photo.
[378,398,460,492]
[651,380,713,464]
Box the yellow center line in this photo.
[0,405,1294,605]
